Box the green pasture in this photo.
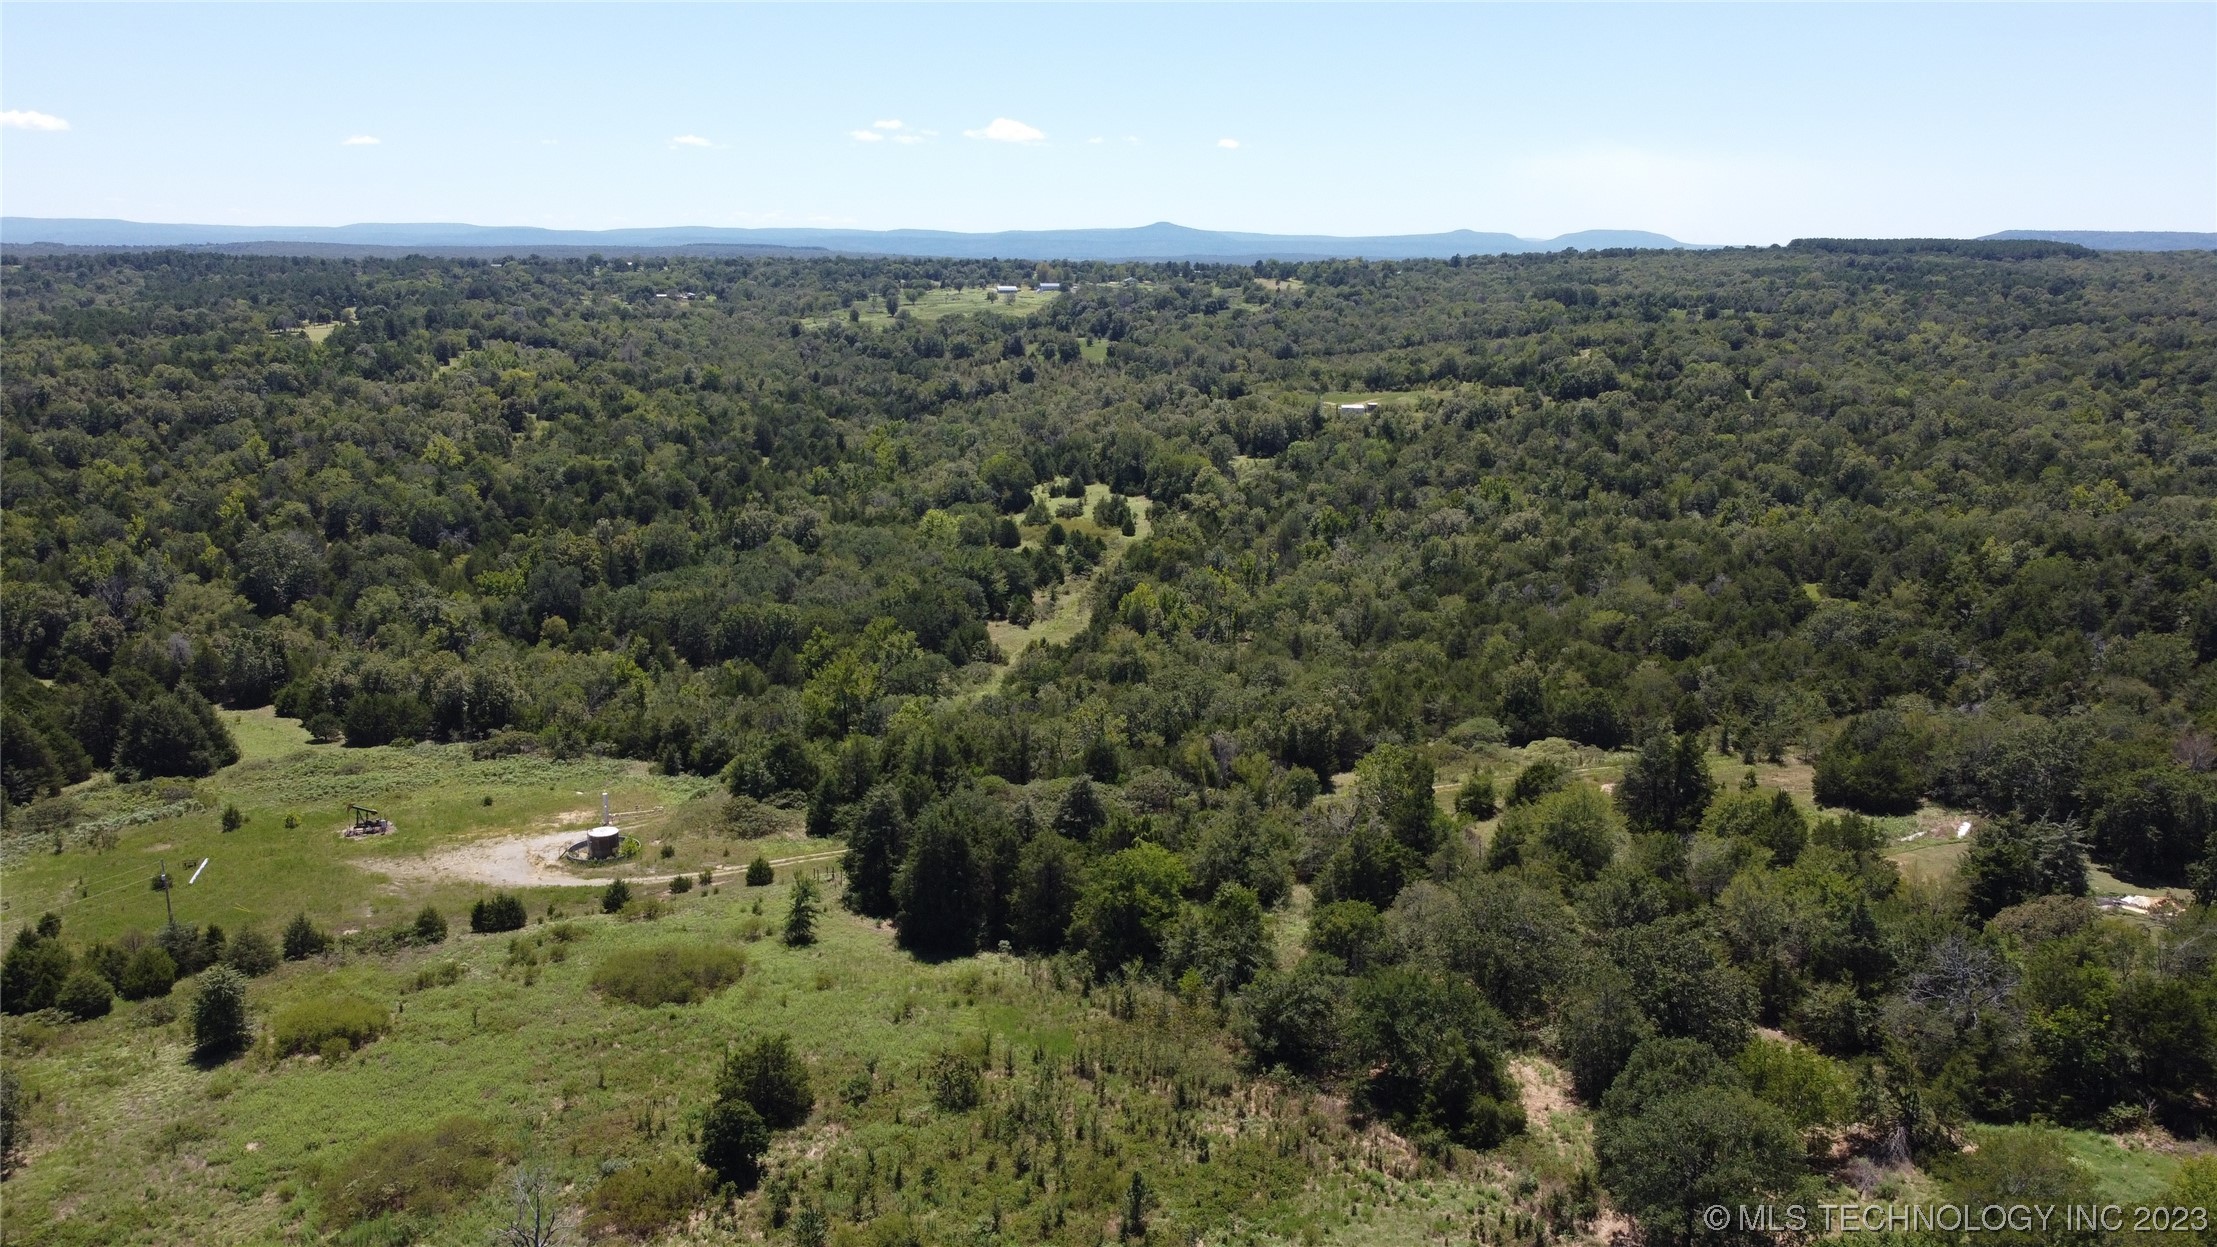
[2050,1127,2189,1206]
[802,285,1065,331]
[2,717,733,946]
[0,870,1477,1246]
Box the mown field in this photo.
[803,285,1067,331]
[2,715,729,948]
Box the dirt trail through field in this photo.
[359,832,843,890]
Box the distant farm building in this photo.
[1338,402,1379,414]
[1037,282,1062,291]
[995,285,1021,294]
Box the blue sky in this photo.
[3,3,2211,243]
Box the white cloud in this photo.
[340,134,380,146]
[1217,138,1240,149]
[857,121,930,146]
[964,117,1045,144]
[2,110,69,131]
[1088,136,1105,145]
[670,134,713,148]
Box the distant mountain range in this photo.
[3,218,2208,261]
[1,218,1702,261]
[1980,230,2217,252]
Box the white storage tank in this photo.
[587,792,621,860]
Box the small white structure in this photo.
[586,791,622,860]
[1037,282,1062,291]
[1338,402,1379,414]
[994,285,1020,294]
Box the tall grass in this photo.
[273,994,391,1056]
[311,1115,513,1229]
[589,942,747,1006]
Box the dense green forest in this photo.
[4,243,2216,1243]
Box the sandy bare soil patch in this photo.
[360,830,587,889]
[357,828,847,890]
[1510,1056,1576,1124]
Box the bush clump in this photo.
[584,1154,706,1238]
[469,893,527,934]
[57,968,114,1021]
[697,1033,814,1189]
[716,1032,815,1129]
[191,965,252,1060]
[281,913,329,961]
[314,1115,512,1228]
[929,1049,982,1112]
[601,878,630,914]
[412,961,464,991]
[590,943,747,1006]
[1455,773,1498,820]
[412,906,448,944]
[223,927,280,977]
[116,945,177,1000]
[1,918,72,1013]
[1506,759,1569,808]
[783,876,819,947]
[697,1098,770,1191]
[1812,712,1929,816]
[745,856,774,886]
[273,994,391,1056]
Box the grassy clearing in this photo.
[802,285,1065,330]
[2,736,721,945]
[0,871,1560,1247]
[220,707,313,763]
[2086,862,2194,905]
[1318,390,1429,411]
[983,595,1089,688]
[967,484,1151,701]
[2049,1127,2202,1204]
[1887,838,1969,888]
